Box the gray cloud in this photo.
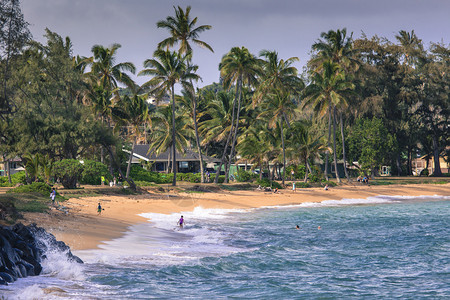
[21,0,450,88]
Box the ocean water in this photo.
[1,195,449,299]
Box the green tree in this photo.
[157,5,213,183]
[257,90,297,185]
[303,61,354,183]
[346,118,396,176]
[139,49,199,185]
[0,0,31,114]
[217,46,261,183]
[148,105,190,173]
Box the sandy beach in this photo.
[22,183,450,251]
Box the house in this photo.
[0,157,24,177]
[411,153,449,176]
[124,144,220,173]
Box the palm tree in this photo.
[88,43,136,93]
[309,29,358,181]
[157,5,213,183]
[216,46,261,183]
[311,28,358,72]
[114,94,151,179]
[287,122,328,182]
[139,49,199,186]
[395,30,424,66]
[253,50,303,108]
[257,90,296,185]
[149,105,191,173]
[303,60,354,183]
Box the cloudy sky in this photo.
[21,0,450,89]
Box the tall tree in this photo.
[257,90,296,186]
[303,61,354,183]
[216,46,260,183]
[157,5,213,183]
[115,93,151,179]
[0,0,31,114]
[139,49,199,186]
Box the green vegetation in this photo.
[0,3,448,197]
[7,182,51,196]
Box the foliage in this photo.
[53,159,84,189]
[295,182,310,188]
[7,182,51,196]
[308,165,324,183]
[256,178,282,189]
[80,160,110,185]
[346,118,396,174]
[235,169,253,182]
[0,171,27,187]
[321,180,337,187]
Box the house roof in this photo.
[127,144,221,163]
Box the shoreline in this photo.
[22,183,450,251]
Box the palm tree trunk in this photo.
[339,111,350,181]
[171,85,177,186]
[304,159,310,182]
[106,145,136,191]
[226,76,243,183]
[332,106,341,183]
[215,88,238,184]
[192,93,205,183]
[126,139,136,179]
[281,121,286,186]
[325,109,332,181]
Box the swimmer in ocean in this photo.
[177,215,184,228]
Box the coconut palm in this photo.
[303,60,354,183]
[114,94,151,179]
[310,29,359,181]
[257,90,297,185]
[157,5,213,183]
[216,46,261,183]
[139,49,199,186]
[287,122,328,182]
[88,43,136,93]
[395,30,424,66]
[253,50,303,108]
[149,105,191,173]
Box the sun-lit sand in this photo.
[23,183,450,250]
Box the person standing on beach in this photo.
[97,203,102,215]
[50,188,56,205]
[292,182,296,193]
[177,215,184,228]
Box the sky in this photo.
[21,0,450,90]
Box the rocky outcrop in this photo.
[0,223,83,285]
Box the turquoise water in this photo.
[2,195,449,299]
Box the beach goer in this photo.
[50,188,56,205]
[357,176,362,182]
[296,225,300,230]
[97,203,102,215]
[292,182,296,193]
[113,176,117,186]
[101,176,105,186]
[318,226,321,230]
[363,176,368,184]
[274,188,279,193]
[177,215,184,228]
[324,184,329,191]
[206,171,210,183]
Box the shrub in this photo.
[235,169,252,182]
[7,182,52,196]
[53,159,84,189]
[321,180,337,187]
[295,182,310,188]
[80,160,110,185]
[210,174,225,183]
[256,178,282,189]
